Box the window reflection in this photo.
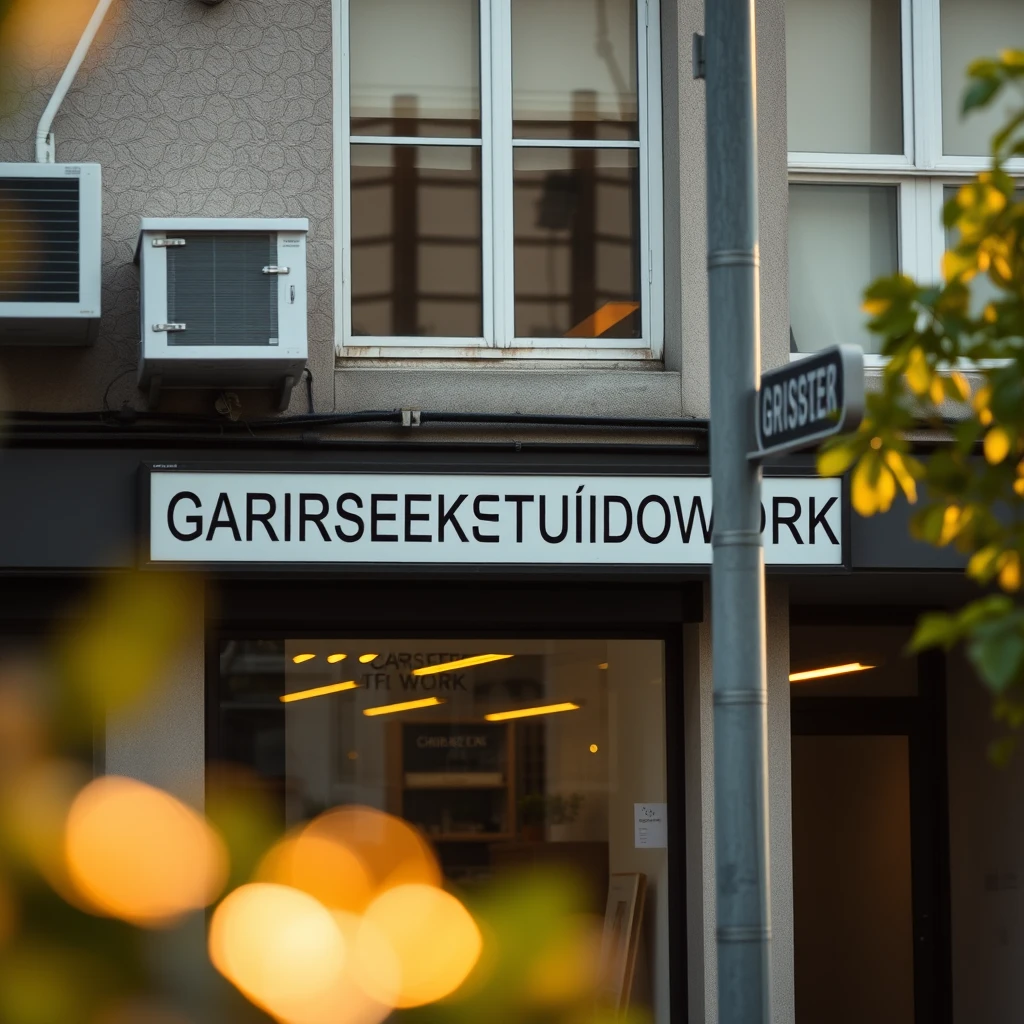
[512,0,639,140]
[350,0,481,138]
[350,145,482,338]
[514,148,641,339]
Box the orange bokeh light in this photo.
[256,831,373,915]
[356,883,482,1008]
[301,806,440,910]
[0,0,117,70]
[64,776,227,927]
[208,883,348,1023]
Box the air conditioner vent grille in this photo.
[167,233,279,346]
[0,177,80,303]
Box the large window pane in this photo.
[512,0,638,140]
[941,0,1024,157]
[350,0,480,138]
[514,148,640,339]
[786,0,903,154]
[351,145,482,338]
[217,637,671,1022]
[788,184,898,355]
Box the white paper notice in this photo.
[634,802,668,849]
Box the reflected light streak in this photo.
[292,654,316,664]
[789,662,876,682]
[363,697,445,717]
[327,653,347,664]
[358,654,379,664]
[485,702,580,722]
[281,681,359,703]
[411,654,513,676]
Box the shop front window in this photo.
[216,635,671,1019]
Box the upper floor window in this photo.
[785,0,1024,361]
[336,0,663,359]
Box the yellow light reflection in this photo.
[363,697,445,717]
[209,883,348,1021]
[411,654,513,676]
[327,653,347,664]
[64,776,227,927]
[589,744,599,754]
[280,681,358,703]
[789,662,876,683]
[355,884,482,1008]
[358,654,379,664]
[292,654,316,665]
[485,702,580,722]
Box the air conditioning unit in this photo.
[0,163,102,345]
[136,218,308,408]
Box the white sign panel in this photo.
[634,802,668,849]
[148,471,843,566]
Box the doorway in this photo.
[790,621,952,1024]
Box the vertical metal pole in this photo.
[705,0,772,1019]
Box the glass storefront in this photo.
[216,633,672,1019]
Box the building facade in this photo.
[0,0,1022,1021]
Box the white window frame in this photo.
[787,0,1024,368]
[332,0,663,361]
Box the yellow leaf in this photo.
[884,450,918,504]
[904,347,931,396]
[942,249,976,283]
[993,254,1013,281]
[949,371,970,401]
[929,376,946,406]
[851,458,880,517]
[973,385,992,413]
[998,551,1021,592]
[980,408,993,426]
[983,302,998,324]
[876,467,897,513]
[1014,478,1024,497]
[817,446,856,478]
[939,505,961,546]
[862,297,891,317]
[981,186,1008,216]
[984,426,1012,464]
[968,546,1000,579]
[1001,49,1024,67]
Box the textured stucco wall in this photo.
[0,0,335,415]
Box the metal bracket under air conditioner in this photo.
[262,265,290,275]
[151,238,186,247]
[152,323,186,332]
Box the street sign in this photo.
[752,344,864,460]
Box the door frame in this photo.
[790,641,953,1024]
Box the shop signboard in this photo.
[753,345,864,460]
[145,469,845,566]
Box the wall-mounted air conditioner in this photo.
[0,163,102,346]
[136,218,308,408]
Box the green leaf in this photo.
[967,619,1024,693]
[909,612,957,652]
[963,75,1003,115]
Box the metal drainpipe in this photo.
[705,0,773,1020]
[34,0,117,162]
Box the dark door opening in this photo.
[790,625,951,1024]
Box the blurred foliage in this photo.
[818,50,1024,759]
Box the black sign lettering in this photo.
[168,491,202,541]
[335,493,364,542]
[504,495,534,542]
[604,496,632,543]
[438,494,469,542]
[246,493,278,542]
[404,494,431,542]
[472,495,500,543]
[637,494,671,544]
[809,496,839,545]
[370,494,398,542]
[673,495,712,544]
[299,493,331,542]
[772,497,803,545]
[539,494,569,543]
[206,492,241,541]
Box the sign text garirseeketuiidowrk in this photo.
[149,472,843,566]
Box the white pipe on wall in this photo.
[34,0,117,163]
